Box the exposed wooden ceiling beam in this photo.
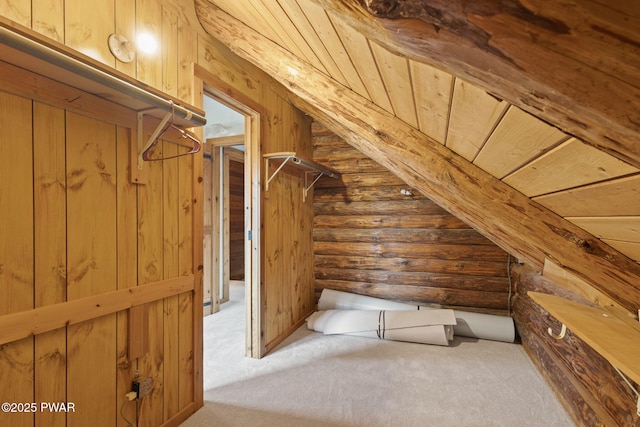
[309,0,640,169]
[195,0,640,311]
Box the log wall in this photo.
[512,264,640,427]
[312,123,511,313]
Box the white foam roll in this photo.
[318,289,416,311]
[317,289,516,343]
[450,310,515,343]
[307,309,456,346]
[344,325,454,346]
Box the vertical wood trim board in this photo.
[0,90,34,427]
[66,111,118,426]
[190,73,205,409]
[33,101,67,427]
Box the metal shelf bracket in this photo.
[263,152,340,202]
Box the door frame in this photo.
[195,67,263,359]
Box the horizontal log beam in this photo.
[314,158,387,174]
[315,171,405,188]
[313,185,431,202]
[195,0,640,311]
[313,228,492,245]
[314,241,508,261]
[315,268,508,292]
[316,280,509,309]
[310,0,640,169]
[314,214,469,229]
[315,255,508,276]
[314,199,448,215]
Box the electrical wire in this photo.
[119,400,134,427]
[612,365,640,416]
[613,365,640,399]
[507,254,513,317]
[137,396,144,425]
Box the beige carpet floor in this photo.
[181,284,574,427]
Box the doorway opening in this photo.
[201,88,262,358]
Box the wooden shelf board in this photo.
[529,291,640,385]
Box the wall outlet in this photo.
[132,377,153,399]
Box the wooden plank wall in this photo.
[312,123,512,314]
[261,92,316,351]
[0,1,199,426]
[0,88,197,427]
[0,91,35,427]
[512,264,640,427]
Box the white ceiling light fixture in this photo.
[107,34,135,63]
[136,32,158,55]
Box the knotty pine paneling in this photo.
[410,60,452,144]
[446,78,509,161]
[327,10,393,112]
[0,2,205,425]
[115,124,138,427]
[504,137,638,197]
[136,138,165,427]
[261,90,316,348]
[65,112,118,426]
[162,142,180,421]
[0,91,34,427]
[0,84,199,426]
[177,138,195,410]
[474,106,568,179]
[369,41,418,128]
[312,122,511,313]
[34,102,66,427]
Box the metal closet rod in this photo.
[0,23,206,127]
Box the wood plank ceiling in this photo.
[198,0,640,265]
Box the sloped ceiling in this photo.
[194,0,640,310]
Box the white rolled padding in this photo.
[318,289,414,311]
[307,309,456,346]
[317,289,516,343]
[451,310,515,343]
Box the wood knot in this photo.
[577,239,591,250]
[364,0,398,16]
[374,129,388,141]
